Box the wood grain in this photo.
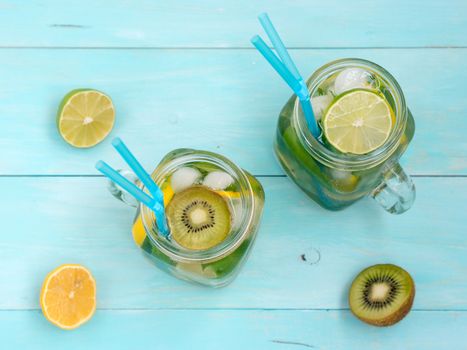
[0,49,465,175]
[1,177,465,310]
[1,1,466,348]
[0,0,465,48]
[1,310,466,350]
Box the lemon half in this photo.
[40,264,96,330]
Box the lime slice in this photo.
[322,89,394,154]
[57,89,115,148]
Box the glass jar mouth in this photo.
[293,58,408,171]
[141,150,256,264]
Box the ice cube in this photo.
[203,171,234,190]
[328,169,359,192]
[333,68,378,96]
[170,167,201,193]
[311,94,333,120]
[230,199,244,231]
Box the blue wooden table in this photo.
[1,1,466,348]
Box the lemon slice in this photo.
[40,264,96,330]
[57,89,115,148]
[323,89,394,154]
[162,183,175,206]
[132,216,147,247]
[132,185,174,247]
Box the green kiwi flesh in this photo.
[349,264,415,327]
[166,186,231,250]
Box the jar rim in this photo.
[293,58,408,170]
[140,149,256,264]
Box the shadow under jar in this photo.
[274,58,416,214]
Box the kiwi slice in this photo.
[166,186,231,250]
[349,264,415,327]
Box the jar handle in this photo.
[371,163,416,214]
[107,169,140,208]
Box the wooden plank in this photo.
[0,1,466,48]
[0,48,466,175]
[1,309,466,349]
[1,176,465,310]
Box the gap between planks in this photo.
[0,307,466,312]
[0,175,465,178]
[0,46,465,50]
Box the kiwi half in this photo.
[349,264,415,327]
[166,186,231,250]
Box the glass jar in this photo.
[109,149,265,287]
[274,58,416,214]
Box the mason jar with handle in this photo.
[274,58,415,214]
[108,148,265,287]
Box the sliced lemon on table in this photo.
[323,89,394,154]
[57,89,115,148]
[40,264,96,330]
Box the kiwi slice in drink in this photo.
[166,186,231,250]
[349,264,415,327]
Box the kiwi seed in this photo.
[349,264,415,327]
[166,186,231,250]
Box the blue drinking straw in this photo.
[251,36,304,95]
[96,160,154,206]
[253,13,331,207]
[251,13,320,138]
[95,142,169,237]
[258,13,301,80]
[112,137,164,204]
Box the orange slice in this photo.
[40,264,96,330]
